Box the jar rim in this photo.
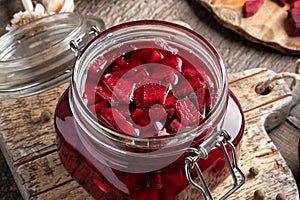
[71,20,229,147]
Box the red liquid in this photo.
[55,47,245,199]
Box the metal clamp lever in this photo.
[70,25,101,57]
[185,130,246,200]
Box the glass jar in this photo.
[0,12,104,98]
[55,20,245,199]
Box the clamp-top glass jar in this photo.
[0,12,104,98]
[55,20,246,199]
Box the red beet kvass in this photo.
[55,20,245,199]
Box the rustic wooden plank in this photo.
[0,0,299,199]
[35,180,92,200]
[0,83,69,166]
[229,69,293,131]
[178,69,299,199]
[16,152,72,199]
[0,68,296,199]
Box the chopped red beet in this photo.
[116,56,130,69]
[98,108,135,134]
[150,173,163,189]
[134,83,168,109]
[84,82,104,104]
[131,108,151,126]
[132,48,164,63]
[162,56,183,72]
[174,97,202,126]
[291,0,300,8]
[95,83,112,102]
[182,60,203,78]
[187,76,206,91]
[165,107,176,119]
[102,73,118,92]
[173,78,194,98]
[150,67,175,86]
[125,173,146,192]
[148,49,164,63]
[127,55,144,68]
[166,118,184,134]
[130,48,152,63]
[89,100,110,116]
[149,105,167,122]
[188,85,207,114]
[243,0,264,17]
[111,69,129,78]
[84,48,211,137]
[111,78,135,104]
[288,7,300,36]
[93,179,109,193]
[163,91,176,108]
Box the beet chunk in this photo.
[166,118,184,134]
[85,48,212,138]
[288,7,300,36]
[174,97,202,126]
[131,108,151,126]
[291,0,300,8]
[98,108,135,135]
[134,83,168,109]
[243,0,264,17]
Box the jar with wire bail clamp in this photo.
[54,20,246,200]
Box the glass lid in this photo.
[0,12,105,98]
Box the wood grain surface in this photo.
[0,0,299,199]
[0,68,299,199]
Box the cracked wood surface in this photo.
[0,69,298,199]
[0,0,299,199]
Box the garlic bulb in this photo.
[6,0,74,31]
[42,0,74,13]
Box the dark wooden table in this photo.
[0,0,299,199]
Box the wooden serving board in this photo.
[196,0,300,54]
[0,68,299,199]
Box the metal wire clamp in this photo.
[185,130,246,200]
[70,25,101,57]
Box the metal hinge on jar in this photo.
[185,130,246,200]
[70,25,102,57]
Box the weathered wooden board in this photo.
[0,68,299,199]
[197,0,300,54]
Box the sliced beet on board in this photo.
[288,3,300,36]
[242,0,300,37]
[242,0,264,18]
